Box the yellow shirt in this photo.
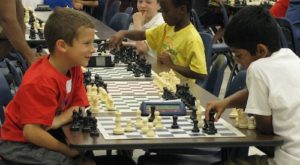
[146,23,207,83]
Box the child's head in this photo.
[137,0,161,22]
[224,6,281,68]
[159,0,192,27]
[44,8,95,53]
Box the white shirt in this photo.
[245,48,300,165]
[129,12,164,30]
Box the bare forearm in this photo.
[74,0,99,7]
[122,30,146,41]
[224,89,248,108]
[170,64,206,80]
[23,125,73,156]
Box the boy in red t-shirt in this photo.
[0,8,96,164]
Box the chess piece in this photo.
[125,119,134,132]
[146,123,155,137]
[202,119,208,132]
[190,107,196,120]
[29,26,36,39]
[248,116,256,129]
[155,116,163,130]
[113,111,124,135]
[192,119,200,133]
[86,85,92,96]
[229,108,239,118]
[153,111,160,126]
[91,96,99,113]
[196,109,203,128]
[135,110,143,129]
[106,94,116,111]
[238,109,248,129]
[141,119,148,134]
[171,115,179,129]
[70,110,80,131]
[206,111,217,135]
[144,63,152,77]
[148,106,155,122]
[90,118,100,136]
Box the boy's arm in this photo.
[47,106,79,130]
[254,115,273,134]
[72,0,99,7]
[23,124,79,157]
[205,89,249,121]
[0,0,35,64]
[109,30,146,48]
[157,51,206,79]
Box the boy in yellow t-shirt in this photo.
[109,0,207,83]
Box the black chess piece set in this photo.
[202,111,217,135]
[28,11,45,40]
[83,71,108,91]
[70,109,100,137]
[162,84,196,110]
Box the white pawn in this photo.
[86,85,92,96]
[106,94,116,111]
[113,111,124,135]
[135,110,143,129]
[141,119,148,134]
[146,123,155,137]
[91,96,99,113]
[153,111,160,125]
[155,116,163,130]
[248,116,256,129]
[238,110,248,129]
[229,108,239,118]
[125,119,134,132]
[196,110,203,128]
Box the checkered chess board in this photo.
[97,116,245,140]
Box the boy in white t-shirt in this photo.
[205,6,300,165]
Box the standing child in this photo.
[109,0,207,83]
[0,8,96,165]
[205,6,300,165]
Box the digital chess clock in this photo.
[88,54,114,67]
[140,100,186,116]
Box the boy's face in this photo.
[65,26,96,67]
[231,48,260,69]
[160,0,182,26]
[137,0,160,21]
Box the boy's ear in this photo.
[256,44,270,58]
[56,39,68,53]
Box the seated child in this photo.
[110,0,207,83]
[0,8,96,165]
[205,6,300,165]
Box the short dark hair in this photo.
[44,8,95,53]
[171,0,192,12]
[224,6,281,55]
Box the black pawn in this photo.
[207,111,217,135]
[202,119,208,133]
[190,107,196,120]
[192,119,200,133]
[90,118,100,137]
[144,63,152,77]
[134,69,141,77]
[171,115,179,129]
[148,106,155,122]
[29,26,36,39]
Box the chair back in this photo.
[224,70,246,98]
[104,0,122,24]
[108,12,131,31]
[92,0,107,20]
[276,17,300,56]
[191,8,205,32]
[201,54,228,97]
[0,71,13,123]
[124,6,134,15]
[4,59,23,86]
[200,32,213,73]
[219,1,229,27]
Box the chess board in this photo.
[93,95,164,113]
[106,81,162,96]
[89,67,153,81]
[97,116,245,140]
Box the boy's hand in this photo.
[65,147,80,158]
[158,51,173,67]
[109,31,125,49]
[132,12,146,29]
[205,99,228,122]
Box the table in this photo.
[62,13,284,151]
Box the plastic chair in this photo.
[124,6,134,15]
[275,17,300,56]
[191,9,205,32]
[196,32,214,85]
[108,12,131,31]
[103,0,122,24]
[92,0,107,21]
[224,70,247,98]
[4,59,23,87]
[201,54,228,97]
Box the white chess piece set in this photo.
[229,108,256,130]
[112,110,165,137]
[153,69,181,93]
[24,9,45,32]
[86,84,116,113]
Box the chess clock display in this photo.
[140,100,186,116]
[88,55,114,67]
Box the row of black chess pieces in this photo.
[84,71,108,90]
[70,109,100,137]
[148,106,217,135]
[162,84,196,110]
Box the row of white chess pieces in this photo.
[153,69,181,93]
[229,108,256,129]
[112,100,205,137]
[24,9,45,32]
[86,85,116,112]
